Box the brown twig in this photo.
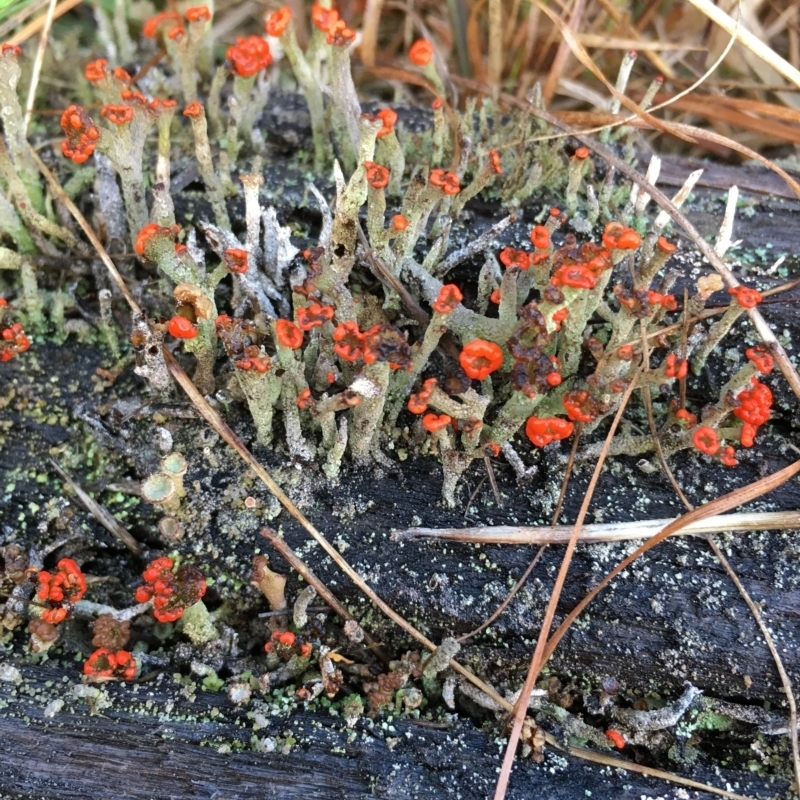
[49,459,144,556]
[259,527,389,664]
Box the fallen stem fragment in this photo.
[49,459,143,556]
[393,510,800,544]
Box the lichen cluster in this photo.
[0,2,779,512]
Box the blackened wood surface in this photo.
[1,154,800,800]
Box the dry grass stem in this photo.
[394,510,800,544]
[7,0,83,46]
[48,459,143,556]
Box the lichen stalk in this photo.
[328,41,362,173]
[184,103,231,229]
[0,49,44,212]
[277,21,332,171]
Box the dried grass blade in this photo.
[22,0,57,133]
[533,0,695,142]
[392,510,800,544]
[683,0,800,90]
[49,459,144,556]
[7,0,82,45]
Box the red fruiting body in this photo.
[364,161,390,189]
[525,416,574,447]
[333,321,365,362]
[740,422,757,448]
[135,223,178,257]
[266,6,291,37]
[728,285,762,309]
[235,346,271,373]
[409,38,434,66]
[602,222,641,250]
[168,26,186,40]
[37,558,87,624]
[551,307,568,330]
[0,322,30,362]
[296,388,313,409]
[664,353,688,380]
[83,648,137,681]
[113,67,132,83]
[143,11,182,38]
[375,108,397,138]
[311,2,339,31]
[278,631,296,646]
[574,146,590,159]
[101,104,134,125]
[168,316,199,339]
[693,426,720,456]
[460,340,503,381]
[530,225,550,250]
[325,19,356,45]
[431,98,442,109]
[186,6,212,23]
[224,247,249,274]
[488,149,502,175]
[648,291,678,311]
[563,389,595,423]
[675,408,697,427]
[121,89,147,105]
[60,105,99,164]
[408,377,437,414]
[733,378,772,427]
[657,236,677,253]
[721,445,738,467]
[429,168,460,195]
[136,557,206,623]
[551,264,596,290]
[489,289,501,305]
[2,44,22,56]
[226,36,273,77]
[498,247,530,271]
[606,729,625,749]
[275,319,303,349]
[745,344,774,374]
[84,58,108,82]
[422,413,452,433]
[432,284,463,315]
[484,442,501,457]
[183,101,203,117]
[616,344,633,361]
[392,214,409,231]
[297,303,335,331]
